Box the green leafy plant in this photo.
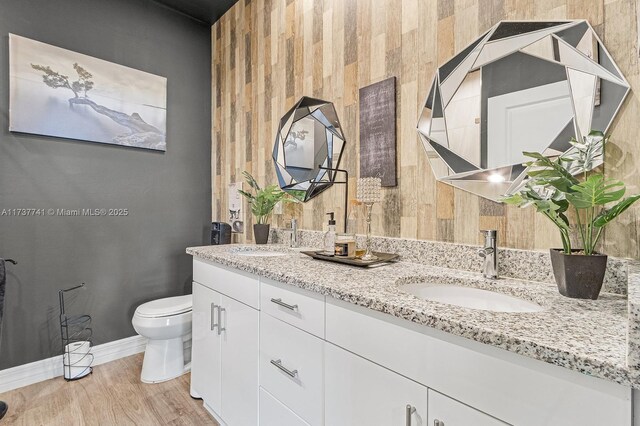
[503,131,640,255]
[238,171,289,225]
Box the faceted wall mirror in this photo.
[273,96,346,202]
[417,20,630,201]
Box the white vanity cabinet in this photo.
[191,259,259,426]
[190,256,633,426]
[325,342,428,426]
[427,390,507,426]
[260,277,325,338]
[260,312,324,425]
[324,324,505,426]
[259,387,310,426]
[259,279,326,425]
[325,298,631,426]
[190,282,222,412]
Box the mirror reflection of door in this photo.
[487,81,573,169]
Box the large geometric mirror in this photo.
[273,96,346,202]
[417,20,630,201]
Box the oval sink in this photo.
[401,284,544,313]
[234,250,288,257]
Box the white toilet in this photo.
[132,294,192,383]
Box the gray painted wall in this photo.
[0,0,211,369]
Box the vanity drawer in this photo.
[261,278,325,338]
[259,387,310,426]
[260,312,324,426]
[193,258,259,309]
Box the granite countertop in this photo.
[186,244,635,388]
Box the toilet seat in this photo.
[135,295,192,318]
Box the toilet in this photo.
[132,294,192,384]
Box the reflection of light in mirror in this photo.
[488,174,506,183]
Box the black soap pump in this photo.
[323,212,337,256]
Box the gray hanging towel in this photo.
[0,259,5,335]
[0,259,6,419]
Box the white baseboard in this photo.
[91,335,148,366]
[0,335,147,394]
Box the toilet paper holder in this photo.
[59,283,93,381]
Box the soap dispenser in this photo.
[323,212,337,256]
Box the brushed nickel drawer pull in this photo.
[218,306,226,334]
[270,298,298,311]
[210,303,218,331]
[270,359,298,378]
[406,404,416,426]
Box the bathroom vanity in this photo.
[187,244,637,426]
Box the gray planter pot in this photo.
[253,224,270,245]
[549,249,607,300]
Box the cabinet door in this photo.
[259,387,310,426]
[428,390,507,426]
[191,282,222,414]
[220,295,259,426]
[325,343,429,426]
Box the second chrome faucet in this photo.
[478,230,498,279]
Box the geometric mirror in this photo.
[273,96,346,202]
[417,20,630,201]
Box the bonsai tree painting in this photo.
[30,62,165,150]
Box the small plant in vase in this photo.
[238,171,289,244]
[503,131,640,299]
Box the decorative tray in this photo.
[300,251,400,267]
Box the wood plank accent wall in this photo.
[212,0,640,259]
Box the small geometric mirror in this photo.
[417,20,630,201]
[273,96,346,202]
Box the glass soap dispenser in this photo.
[323,212,337,256]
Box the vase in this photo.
[549,249,608,300]
[253,224,270,245]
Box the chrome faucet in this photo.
[289,219,299,248]
[478,230,498,279]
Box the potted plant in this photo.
[503,131,640,299]
[238,171,288,244]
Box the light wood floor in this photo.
[0,354,217,425]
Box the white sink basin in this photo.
[234,250,288,257]
[401,284,544,313]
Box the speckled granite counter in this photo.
[187,244,636,388]
[627,261,640,382]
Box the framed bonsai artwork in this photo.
[9,34,167,151]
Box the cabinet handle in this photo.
[405,404,416,426]
[434,420,445,426]
[270,298,298,311]
[218,306,226,335]
[210,303,218,331]
[270,359,298,378]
